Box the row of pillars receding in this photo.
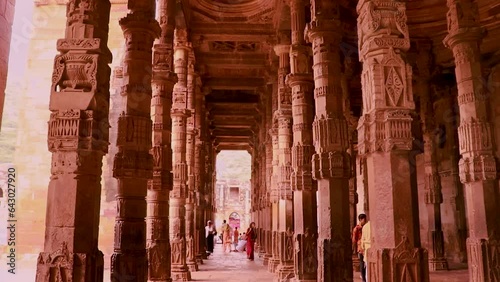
[36,0,500,282]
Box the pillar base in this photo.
[109,252,147,282]
[466,237,500,281]
[36,248,104,282]
[429,257,448,271]
[276,264,295,282]
[186,261,198,272]
[268,258,280,273]
[263,254,272,266]
[367,243,429,282]
[171,269,191,281]
[195,254,203,265]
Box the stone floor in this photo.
[191,244,274,282]
[0,245,470,281]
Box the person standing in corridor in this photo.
[233,226,239,252]
[205,220,217,255]
[222,220,232,253]
[352,213,367,281]
[246,222,257,261]
[360,218,371,282]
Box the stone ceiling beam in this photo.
[215,144,252,151]
[196,54,268,67]
[203,78,266,90]
[190,24,274,38]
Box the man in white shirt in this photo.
[205,220,217,255]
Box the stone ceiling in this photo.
[178,0,500,151]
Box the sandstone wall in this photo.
[0,0,15,130]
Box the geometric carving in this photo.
[458,118,493,154]
[312,116,350,151]
[385,67,404,106]
[357,110,413,154]
[209,41,259,52]
[312,151,351,180]
[458,155,497,183]
[116,114,153,149]
[48,109,108,152]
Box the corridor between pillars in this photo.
[29,0,500,281]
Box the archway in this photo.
[229,212,240,229]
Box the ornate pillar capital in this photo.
[356,0,410,61]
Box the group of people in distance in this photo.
[205,220,258,261]
[352,213,370,282]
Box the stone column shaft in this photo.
[147,1,177,281]
[263,85,274,265]
[306,1,352,281]
[185,51,198,272]
[415,41,449,271]
[444,0,500,280]
[433,85,468,264]
[288,0,317,281]
[194,83,206,264]
[357,1,429,281]
[111,2,160,281]
[274,43,295,281]
[170,28,191,281]
[268,74,281,273]
[36,1,112,281]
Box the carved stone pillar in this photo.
[268,124,280,273]
[356,1,429,281]
[432,80,468,264]
[110,1,160,281]
[170,28,191,281]
[444,0,500,280]
[185,50,198,272]
[263,84,274,266]
[306,1,353,281]
[147,0,177,281]
[261,118,269,258]
[194,80,206,265]
[36,1,112,281]
[414,41,449,271]
[274,43,295,281]
[287,0,317,281]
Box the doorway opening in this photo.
[214,150,251,237]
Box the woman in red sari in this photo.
[246,222,257,260]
